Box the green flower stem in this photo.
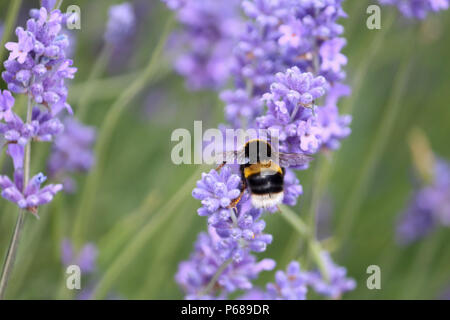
[97,191,160,266]
[0,211,25,299]
[68,65,170,106]
[400,230,445,299]
[0,97,33,299]
[137,202,197,298]
[6,206,52,298]
[71,15,175,247]
[91,166,204,299]
[76,45,112,121]
[200,258,233,297]
[335,51,413,246]
[279,205,329,281]
[0,0,22,69]
[307,155,332,237]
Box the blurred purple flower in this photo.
[162,0,187,10]
[239,255,356,300]
[238,288,266,300]
[282,169,303,206]
[306,251,356,299]
[397,158,450,244]
[104,2,136,46]
[221,89,263,129]
[176,228,275,299]
[61,239,98,274]
[0,107,64,169]
[379,0,449,19]
[164,0,243,90]
[266,261,308,300]
[0,89,15,122]
[47,118,96,192]
[41,0,57,11]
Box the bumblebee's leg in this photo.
[215,161,226,171]
[227,178,247,209]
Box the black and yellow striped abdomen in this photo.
[241,161,284,195]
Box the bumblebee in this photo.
[215,139,313,209]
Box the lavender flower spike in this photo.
[3,7,77,115]
[306,251,356,299]
[176,228,275,299]
[0,170,62,217]
[192,167,273,262]
[265,261,308,300]
[257,66,327,154]
[164,0,243,90]
[104,2,136,46]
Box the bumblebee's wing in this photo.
[212,149,246,165]
[277,152,314,168]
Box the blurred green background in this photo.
[0,0,449,299]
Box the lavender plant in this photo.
[164,0,356,300]
[239,257,355,300]
[164,0,243,90]
[0,2,77,298]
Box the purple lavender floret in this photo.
[306,251,356,299]
[61,239,98,274]
[41,0,57,11]
[397,158,450,244]
[165,0,243,90]
[221,89,263,129]
[0,170,62,216]
[379,0,449,19]
[317,83,352,150]
[47,118,96,192]
[0,89,15,122]
[176,228,275,299]
[104,3,136,46]
[0,107,64,169]
[3,7,76,115]
[282,168,303,206]
[266,261,308,300]
[239,256,356,300]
